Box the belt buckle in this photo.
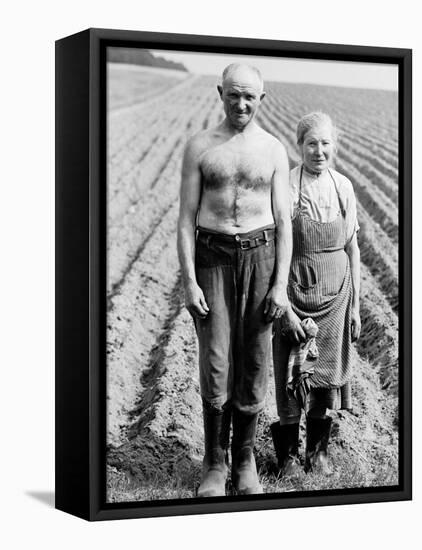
[240,238,251,250]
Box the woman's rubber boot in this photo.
[270,422,302,477]
[305,416,333,475]
[197,408,231,497]
[231,410,263,495]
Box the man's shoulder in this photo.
[289,164,301,186]
[184,129,213,158]
[257,126,285,147]
[186,126,223,154]
[186,128,209,148]
[255,128,288,164]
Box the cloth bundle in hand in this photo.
[286,318,319,409]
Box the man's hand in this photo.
[280,307,306,344]
[264,284,289,322]
[184,281,209,319]
[351,306,361,342]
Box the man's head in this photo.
[218,63,265,130]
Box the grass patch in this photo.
[259,443,398,494]
[107,442,398,503]
[107,465,199,502]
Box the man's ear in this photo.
[217,85,223,99]
[260,91,266,101]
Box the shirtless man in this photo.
[177,63,295,496]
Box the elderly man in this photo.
[177,63,295,496]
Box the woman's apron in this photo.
[275,166,354,412]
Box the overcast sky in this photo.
[152,50,398,91]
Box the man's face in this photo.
[300,123,336,174]
[218,69,265,130]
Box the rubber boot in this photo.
[305,416,333,475]
[231,409,263,495]
[197,407,231,497]
[270,422,302,477]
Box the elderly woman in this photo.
[271,112,361,476]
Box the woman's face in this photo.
[300,122,336,174]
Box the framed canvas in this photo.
[55,28,412,521]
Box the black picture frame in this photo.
[55,27,412,521]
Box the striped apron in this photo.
[274,166,353,417]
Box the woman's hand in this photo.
[280,307,306,344]
[351,306,361,342]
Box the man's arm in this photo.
[264,141,292,317]
[177,136,209,319]
[265,140,305,341]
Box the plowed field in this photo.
[106,64,399,502]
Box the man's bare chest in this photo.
[200,143,274,192]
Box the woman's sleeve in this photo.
[344,178,360,245]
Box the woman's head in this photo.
[296,112,337,174]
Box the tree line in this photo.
[107,48,187,72]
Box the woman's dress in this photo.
[274,165,359,415]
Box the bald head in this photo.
[217,63,265,131]
[221,63,264,94]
